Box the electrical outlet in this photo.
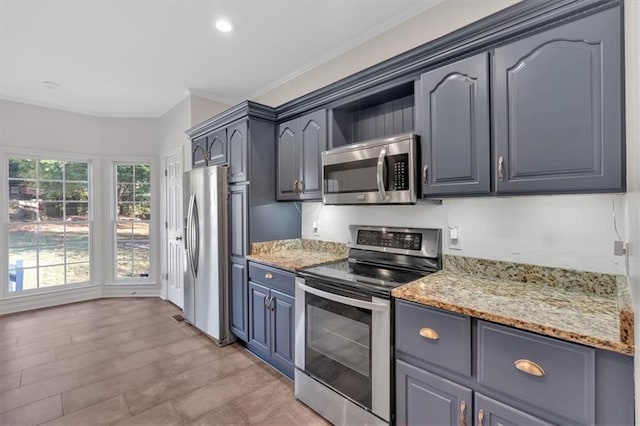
[312,221,319,234]
[614,240,627,256]
[448,226,462,250]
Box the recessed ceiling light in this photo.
[42,81,59,90]
[215,19,233,33]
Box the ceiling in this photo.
[0,1,440,118]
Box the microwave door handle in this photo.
[297,281,388,311]
[376,148,387,201]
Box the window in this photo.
[7,157,91,292]
[114,163,151,280]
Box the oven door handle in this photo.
[297,281,389,311]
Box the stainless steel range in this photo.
[294,225,442,425]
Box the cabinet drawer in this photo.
[396,300,471,376]
[477,321,595,424]
[248,262,295,296]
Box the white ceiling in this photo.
[0,1,440,117]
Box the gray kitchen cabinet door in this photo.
[228,120,249,183]
[248,281,270,360]
[229,184,248,258]
[396,360,472,426]
[475,394,554,426]
[417,53,490,196]
[191,135,208,169]
[493,7,623,194]
[269,289,295,378]
[298,109,326,200]
[277,119,300,200]
[207,128,227,166]
[230,258,248,342]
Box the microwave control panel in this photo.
[389,154,409,191]
[357,230,422,250]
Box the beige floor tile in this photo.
[116,401,185,426]
[21,347,116,386]
[124,349,256,415]
[229,378,296,425]
[0,336,71,363]
[153,344,239,378]
[114,329,191,357]
[0,371,79,414]
[0,395,62,426]
[189,404,249,426]
[160,335,212,357]
[45,395,131,426]
[173,364,277,421]
[0,371,21,393]
[78,346,165,385]
[62,364,161,414]
[0,350,56,376]
[55,330,136,360]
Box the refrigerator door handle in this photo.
[186,194,196,277]
[191,196,200,277]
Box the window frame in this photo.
[110,158,156,285]
[2,148,97,298]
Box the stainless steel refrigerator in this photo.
[183,165,232,345]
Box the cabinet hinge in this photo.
[164,169,168,177]
[165,221,168,229]
[165,272,169,280]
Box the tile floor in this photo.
[0,297,328,426]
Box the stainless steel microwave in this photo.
[322,133,418,205]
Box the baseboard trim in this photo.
[0,285,163,315]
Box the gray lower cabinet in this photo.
[475,394,553,426]
[229,258,248,342]
[416,53,490,196]
[493,6,623,194]
[247,262,295,378]
[396,359,471,426]
[229,184,248,258]
[395,300,634,426]
[277,109,327,201]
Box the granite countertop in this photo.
[392,255,634,356]
[246,239,348,273]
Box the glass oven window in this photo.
[305,292,372,410]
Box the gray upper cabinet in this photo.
[207,128,227,166]
[277,119,299,199]
[228,120,249,183]
[229,184,248,258]
[493,7,623,194]
[191,129,227,169]
[417,53,490,196]
[277,109,327,201]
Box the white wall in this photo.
[189,95,230,127]
[254,0,519,106]
[303,194,626,275]
[624,0,640,417]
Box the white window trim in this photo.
[107,156,157,285]
[1,146,100,299]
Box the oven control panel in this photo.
[357,230,422,250]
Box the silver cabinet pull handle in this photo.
[459,401,466,426]
[293,179,299,194]
[498,156,504,181]
[423,165,428,186]
[297,180,304,193]
[270,296,275,311]
[265,272,273,280]
[478,409,484,426]
[376,148,387,200]
[419,327,440,340]
[175,236,182,241]
[514,359,545,377]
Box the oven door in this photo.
[295,277,391,422]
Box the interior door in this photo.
[165,151,184,308]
